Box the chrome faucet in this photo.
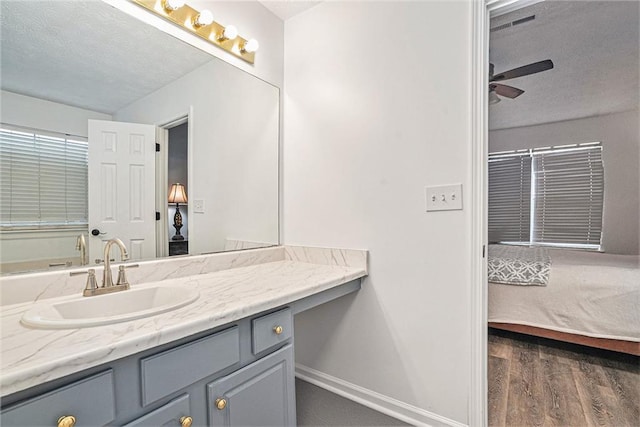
[76,234,88,266]
[102,238,129,288]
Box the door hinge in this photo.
[156,211,161,221]
[482,245,486,258]
[155,143,160,152]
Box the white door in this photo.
[88,120,156,264]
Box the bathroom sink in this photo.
[21,286,200,329]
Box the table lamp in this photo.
[168,183,188,241]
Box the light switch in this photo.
[425,184,463,211]
[193,199,205,213]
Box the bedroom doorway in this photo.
[155,111,193,259]
[484,1,640,426]
[167,122,189,256]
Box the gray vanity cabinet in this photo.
[208,344,295,427]
[1,280,362,427]
[1,309,294,427]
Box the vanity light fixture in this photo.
[162,0,185,12]
[132,0,258,64]
[193,10,214,28]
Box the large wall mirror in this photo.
[0,0,279,275]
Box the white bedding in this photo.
[488,248,640,342]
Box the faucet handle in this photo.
[70,268,94,277]
[85,269,98,290]
[49,261,73,268]
[116,264,139,287]
[73,269,99,297]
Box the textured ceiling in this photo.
[0,1,214,114]
[258,0,322,21]
[489,1,639,130]
[3,1,635,124]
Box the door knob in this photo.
[57,416,76,427]
[90,229,106,236]
[180,416,193,427]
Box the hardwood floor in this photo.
[488,328,639,427]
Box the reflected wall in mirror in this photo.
[0,0,279,275]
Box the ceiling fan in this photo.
[489,59,554,104]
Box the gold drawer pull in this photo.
[273,325,283,335]
[215,398,227,410]
[180,416,193,427]
[57,416,76,427]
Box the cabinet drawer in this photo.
[252,308,292,355]
[1,370,115,427]
[141,326,240,406]
[123,394,191,427]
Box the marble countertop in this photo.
[1,254,367,397]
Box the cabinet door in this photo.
[208,345,295,427]
[123,394,191,427]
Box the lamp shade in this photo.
[168,183,188,204]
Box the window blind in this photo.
[532,146,603,247]
[0,126,88,228]
[488,153,532,243]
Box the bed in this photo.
[488,245,640,355]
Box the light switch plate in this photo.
[193,199,205,213]
[425,184,463,211]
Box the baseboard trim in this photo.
[295,364,468,427]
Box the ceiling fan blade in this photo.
[490,59,554,82]
[491,83,525,99]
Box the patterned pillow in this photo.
[488,245,551,286]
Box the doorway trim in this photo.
[470,1,542,426]
[469,1,489,426]
[156,108,194,258]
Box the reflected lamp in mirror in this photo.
[168,183,188,241]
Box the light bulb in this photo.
[242,39,259,53]
[163,0,185,12]
[194,10,214,27]
[488,90,501,105]
[222,25,238,41]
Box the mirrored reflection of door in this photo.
[88,120,156,264]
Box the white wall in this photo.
[115,59,279,255]
[0,91,110,270]
[490,110,640,255]
[0,90,112,137]
[284,1,473,425]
